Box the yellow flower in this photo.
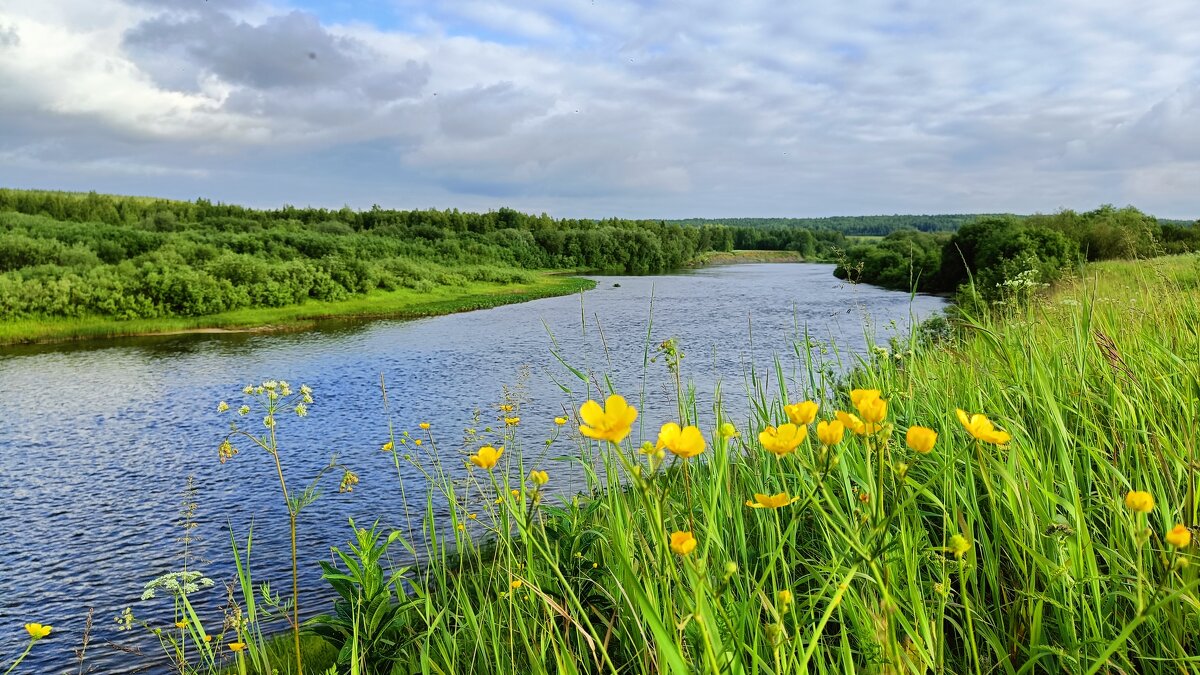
[850,389,887,424]
[784,400,819,426]
[203,634,213,643]
[849,388,880,408]
[419,422,430,430]
[1125,490,1155,514]
[1167,524,1192,548]
[174,620,188,629]
[499,404,515,413]
[554,416,568,426]
[656,422,706,459]
[504,416,520,426]
[956,409,1012,445]
[906,426,938,454]
[510,579,523,590]
[835,410,868,436]
[776,590,794,606]
[816,420,845,446]
[24,623,51,640]
[414,439,422,446]
[510,488,521,499]
[469,445,503,470]
[381,441,394,452]
[579,395,638,443]
[529,469,549,486]
[948,534,971,559]
[468,513,477,520]
[217,401,229,413]
[229,642,246,653]
[745,492,800,509]
[758,424,806,456]
[669,530,697,556]
[718,422,739,438]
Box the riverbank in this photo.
[272,253,1198,673]
[689,248,805,266]
[0,273,595,346]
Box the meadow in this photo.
[8,252,1197,674]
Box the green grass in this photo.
[690,249,805,266]
[315,252,1198,674]
[80,253,1200,674]
[0,274,594,345]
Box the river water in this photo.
[0,263,944,673]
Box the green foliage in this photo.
[835,205,1199,304]
[308,522,421,675]
[672,213,990,235]
[0,189,741,322]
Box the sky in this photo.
[0,0,1197,219]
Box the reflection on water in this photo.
[0,264,944,672]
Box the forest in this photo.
[671,213,990,236]
[0,189,754,321]
[833,204,1200,303]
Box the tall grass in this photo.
[24,254,1195,674]
[337,253,1198,674]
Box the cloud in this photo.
[0,0,1198,218]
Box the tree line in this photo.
[0,190,754,320]
[833,205,1200,305]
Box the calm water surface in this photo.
[0,264,944,672]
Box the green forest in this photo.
[0,189,753,322]
[833,204,1200,304]
[671,213,992,236]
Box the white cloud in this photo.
[0,0,1197,217]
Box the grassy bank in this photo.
[0,274,594,345]
[689,249,806,266]
[46,254,1200,674]
[298,252,1195,674]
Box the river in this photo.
[0,263,945,673]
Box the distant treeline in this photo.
[833,205,1200,304]
[0,189,746,320]
[671,214,993,236]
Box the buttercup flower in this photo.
[719,422,739,438]
[24,623,52,640]
[906,426,938,454]
[776,590,794,606]
[745,492,800,509]
[504,417,520,427]
[1167,524,1192,548]
[529,470,549,486]
[656,422,706,459]
[784,400,819,426]
[554,416,568,426]
[510,580,523,590]
[956,409,1012,445]
[1125,490,1155,514]
[579,395,638,443]
[419,422,430,430]
[835,410,868,436]
[758,424,806,457]
[381,441,394,452]
[669,531,697,556]
[850,389,887,425]
[817,420,845,446]
[469,445,503,470]
[217,401,229,413]
[229,642,246,653]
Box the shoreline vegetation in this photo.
[6,187,1200,672]
[21,251,1192,674]
[0,273,595,345]
[0,250,806,346]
